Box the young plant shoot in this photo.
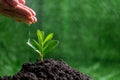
[27,30,59,61]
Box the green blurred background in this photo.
[0,0,120,80]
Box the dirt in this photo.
[0,59,91,80]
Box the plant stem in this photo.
[40,54,44,61]
[40,41,44,61]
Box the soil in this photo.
[0,59,91,80]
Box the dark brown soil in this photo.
[0,59,91,80]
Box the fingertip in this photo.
[33,17,37,23]
[18,0,25,5]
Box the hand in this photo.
[0,0,37,24]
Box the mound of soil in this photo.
[0,59,91,80]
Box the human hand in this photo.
[0,0,37,24]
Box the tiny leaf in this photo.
[43,40,59,54]
[43,33,54,45]
[37,30,44,43]
[27,39,41,54]
[33,39,42,52]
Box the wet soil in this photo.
[0,59,91,80]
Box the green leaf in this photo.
[37,30,44,43]
[27,39,41,54]
[33,39,42,52]
[43,40,59,54]
[43,33,54,45]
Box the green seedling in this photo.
[27,29,59,61]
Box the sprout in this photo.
[27,30,59,61]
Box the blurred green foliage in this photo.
[0,0,120,80]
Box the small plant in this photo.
[27,29,59,61]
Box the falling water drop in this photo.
[27,24,31,43]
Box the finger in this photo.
[1,9,37,24]
[18,4,36,16]
[13,16,37,24]
[15,4,36,18]
[18,0,25,4]
[14,16,36,24]
[6,0,26,6]
[0,0,13,9]
[15,4,33,17]
[0,9,28,20]
[14,16,37,24]
[15,17,37,24]
[5,0,19,8]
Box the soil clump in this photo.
[0,59,91,80]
